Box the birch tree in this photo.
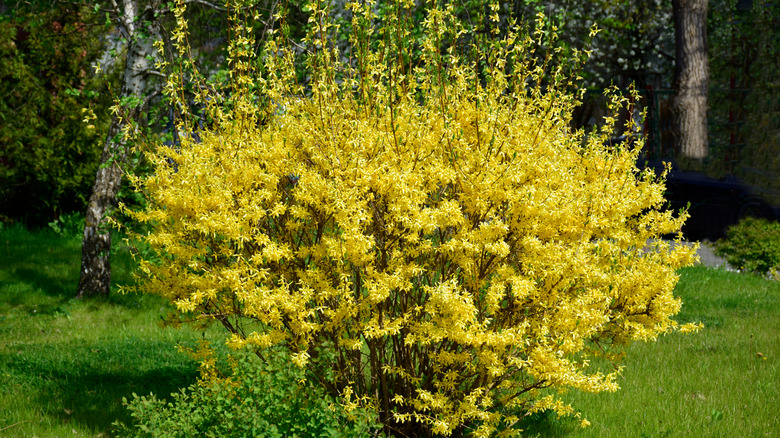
[77,0,278,297]
[77,0,162,297]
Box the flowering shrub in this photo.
[126,0,698,436]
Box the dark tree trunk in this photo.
[672,0,710,160]
[77,0,157,298]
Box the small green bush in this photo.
[113,351,383,438]
[47,211,85,238]
[715,217,780,274]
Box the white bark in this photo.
[78,0,160,297]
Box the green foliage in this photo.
[114,351,383,438]
[709,0,780,196]
[48,211,86,238]
[0,5,112,226]
[715,217,780,274]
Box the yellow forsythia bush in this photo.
[126,0,698,436]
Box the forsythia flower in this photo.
[127,0,698,436]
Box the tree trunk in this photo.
[77,0,158,298]
[672,0,710,160]
[77,118,128,298]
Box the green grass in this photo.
[1,224,778,437]
[525,266,780,438]
[0,224,210,437]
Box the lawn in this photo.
[545,266,780,438]
[1,224,778,437]
[0,225,211,437]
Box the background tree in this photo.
[672,0,710,160]
[76,0,277,297]
[77,0,165,298]
[709,0,780,199]
[0,3,111,226]
[543,0,676,137]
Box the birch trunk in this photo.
[672,0,710,160]
[77,0,158,297]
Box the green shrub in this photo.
[715,217,780,274]
[47,211,85,238]
[0,5,111,225]
[113,351,383,438]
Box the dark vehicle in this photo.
[604,134,778,241]
[645,160,778,241]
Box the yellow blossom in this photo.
[126,1,698,435]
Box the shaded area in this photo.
[0,225,151,311]
[0,227,83,301]
[516,410,580,437]
[1,337,200,435]
[0,225,205,436]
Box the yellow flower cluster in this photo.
[127,1,698,436]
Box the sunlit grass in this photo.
[524,266,780,438]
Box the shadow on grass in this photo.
[1,225,152,313]
[1,226,204,435]
[2,337,200,435]
[515,410,580,438]
[1,234,82,298]
[50,367,197,434]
